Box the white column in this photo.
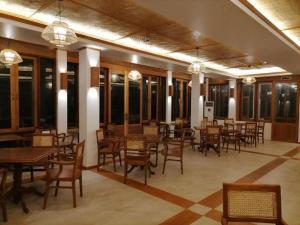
[166,71,172,122]
[228,79,237,120]
[56,49,67,134]
[205,78,209,98]
[199,73,204,121]
[79,48,100,167]
[191,73,202,128]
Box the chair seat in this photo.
[43,167,81,181]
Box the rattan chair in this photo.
[242,122,257,147]
[257,119,265,144]
[222,183,286,225]
[143,125,160,167]
[205,125,221,157]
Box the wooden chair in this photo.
[0,168,8,222]
[224,118,234,125]
[162,129,188,175]
[43,140,85,209]
[257,119,265,144]
[222,124,241,153]
[124,136,150,185]
[243,122,257,147]
[213,119,218,126]
[222,183,287,225]
[205,126,221,157]
[173,118,184,139]
[143,125,159,167]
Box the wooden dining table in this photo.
[0,147,57,213]
[0,134,25,146]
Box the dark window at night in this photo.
[210,84,229,119]
[188,86,191,119]
[111,74,124,124]
[142,76,148,121]
[129,79,140,123]
[242,84,255,120]
[172,79,180,120]
[99,67,108,124]
[0,63,11,128]
[40,58,55,128]
[258,83,272,120]
[275,83,297,123]
[183,81,187,118]
[160,77,166,121]
[151,77,158,120]
[67,62,78,128]
[19,58,34,127]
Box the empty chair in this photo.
[242,122,257,147]
[224,118,234,125]
[143,125,160,167]
[0,169,8,222]
[257,119,265,144]
[222,183,286,225]
[205,126,221,157]
[43,141,85,209]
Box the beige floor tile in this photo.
[190,216,220,225]
[188,204,211,215]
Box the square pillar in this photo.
[166,71,172,122]
[228,79,237,121]
[56,49,67,134]
[79,48,100,167]
[191,73,204,128]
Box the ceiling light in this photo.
[242,77,256,84]
[128,70,142,80]
[187,47,206,75]
[41,0,78,47]
[188,80,192,87]
[0,49,23,65]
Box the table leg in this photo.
[12,164,29,213]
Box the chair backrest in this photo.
[224,118,234,125]
[213,119,218,126]
[258,119,265,128]
[125,135,146,150]
[149,121,157,126]
[0,168,7,193]
[201,120,213,129]
[73,141,85,174]
[206,126,221,143]
[222,183,284,224]
[96,129,105,142]
[203,117,208,122]
[246,122,257,134]
[143,126,159,136]
[32,134,54,147]
[64,134,75,144]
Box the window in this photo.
[172,79,180,120]
[258,83,272,120]
[129,79,140,123]
[111,73,124,124]
[142,76,148,121]
[19,58,34,127]
[67,62,78,128]
[241,84,255,120]
[182,81,187,118]
[159,77,166,121]
[99,67,108,124]
[275,83,297,123]
[210,84,229,119]
[151,77,158,120]
[0,63,11,128]
[40,58,55,128]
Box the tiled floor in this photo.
[4,140,300,225]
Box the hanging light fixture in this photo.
[41,0,78,47]
[242,76,256,84]
[128,70,142,80]
[188,80,192,87]
[188,47,205,75]
[0,48,23,65]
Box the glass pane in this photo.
[242,84,255,120]
[220,85,229,118]
[19,58,34,127]
[188,86,191,119]
[99,67,108,124]
[275,83,297,123]
[151,77,158,120]
[0,63,11,128]
[183,81,187,118]
[111,73,124,124]
[129,79,140,123]
[172,79,180,120]
[67,62,78,128]
[210,85,219,117]
[142,76,148,120]
[160,77,166,121]
[258,83,272,120]
[40,58,55,128]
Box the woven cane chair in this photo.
[222,183,287,225]
[243,122,257,147]
[224,118,234,125]
[257,119,265,144]
[205,126,221,157]
[143,126,160,167]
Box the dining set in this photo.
[0,128,85,222]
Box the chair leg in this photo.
[144,163,147,185]
[162,155,167,174]
[97,153,101,171]
[124,163,127,184]
[0,202,7,222]
[118,153,122,168]
[79,176,83,197]
[155,147,158,167]
[262,133,264,144]
[43,182,51,209]
[103,154,106,166]
[54,181,59,197]
[30,167,34,182]
[180,158,183,175]
[112,154,116,172]
[72,181,76,208]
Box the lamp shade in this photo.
[42,21,78,47]
[242,77,256,85]
[188,61,205,75]
[128,70,142,80]
[0,49,23,65]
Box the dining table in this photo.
[0,147,57,213]
[0,134,25,146]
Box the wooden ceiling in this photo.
[240,0,300,51]
[0,0,282,73]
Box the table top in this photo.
[0,134,25,142]
[0,147,57,163]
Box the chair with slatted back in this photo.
[257,119,265,144]
[43,140,85,209]
[222,183,287,225]
[143,125,160,167]
[124,136,150,185]
[205,126,221,157]
[0,168,8,222]
[242,122,257,147]
[224,118,234,125]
